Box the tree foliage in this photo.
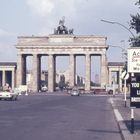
[130,0,140,46]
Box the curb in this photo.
[117,117,134,140]
[110,98,134,140]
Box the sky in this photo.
[0,0,139,78]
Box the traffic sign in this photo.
[121,70,129,80]
[130,75,140,108]
[121,70,127,79]
[128,48,140,73]
[124,73,129,80]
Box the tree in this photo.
[130,0,140,46]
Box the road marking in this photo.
[81,94,112,97]
[26,94,113,97]
[114,109,123,121]
[109,98,123,121]
[109,98,114,104]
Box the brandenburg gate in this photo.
[16,19,108,92]
[16,34,108,92]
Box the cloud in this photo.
[25,0,136,40]
[0,41,17,62]
[0,29,17,60]
[26,0,54,17]
[26,0,78,35]
[26,0,76,18]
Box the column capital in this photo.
[85,53,91,56]
[32,53,40,57]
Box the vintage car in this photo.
[40,81,48,92]
[0,91,19,101]
[41,85,48,92]
[71,87,80,96]
[105,85,113,94]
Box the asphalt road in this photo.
[0,94,122,140]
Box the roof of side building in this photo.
[108,62,124,66]
[0,62,17,66]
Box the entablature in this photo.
[16,35,107,48]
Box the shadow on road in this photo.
[86,129,120,134]
[124,120,140,132]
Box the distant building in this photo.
[0,62,16,90]
[0,61,124,92]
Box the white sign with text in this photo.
[128,48,140,73]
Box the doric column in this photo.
[2,70,5,87]
[108,69,112,86]
[85,54,91,91]
[31,54,41,92]
[11,70,15,89]
[48,54,55,92]
[0,71,2,87]
[22,55,26,85]
[69,54,75,87]
[119,69,123,92]
[16,54,22,87]
[16,54,26,87]
[101,53,108,87]
[54,56,56,90]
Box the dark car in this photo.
[40,81,48,92]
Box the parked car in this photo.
[0,91,19,101]
[105,85,113,94]
[71,87,80,96]
[105,84,119,94]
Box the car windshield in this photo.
[72,88,78,91]
[73,89,77,91]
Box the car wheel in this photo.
[10,96,13,101]
[108,90,113,94]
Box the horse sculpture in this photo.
[54,17,74,35]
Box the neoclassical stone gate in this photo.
[16,34,108,92]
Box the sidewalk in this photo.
[110,94,140,140]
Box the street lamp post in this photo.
[101,19,132,107]
[101,19,136,133]
[108,44,127,61]
[101,19,135,38]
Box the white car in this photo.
[0,91,18,101]
[71,87,80,96]
[105,85,113,94]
